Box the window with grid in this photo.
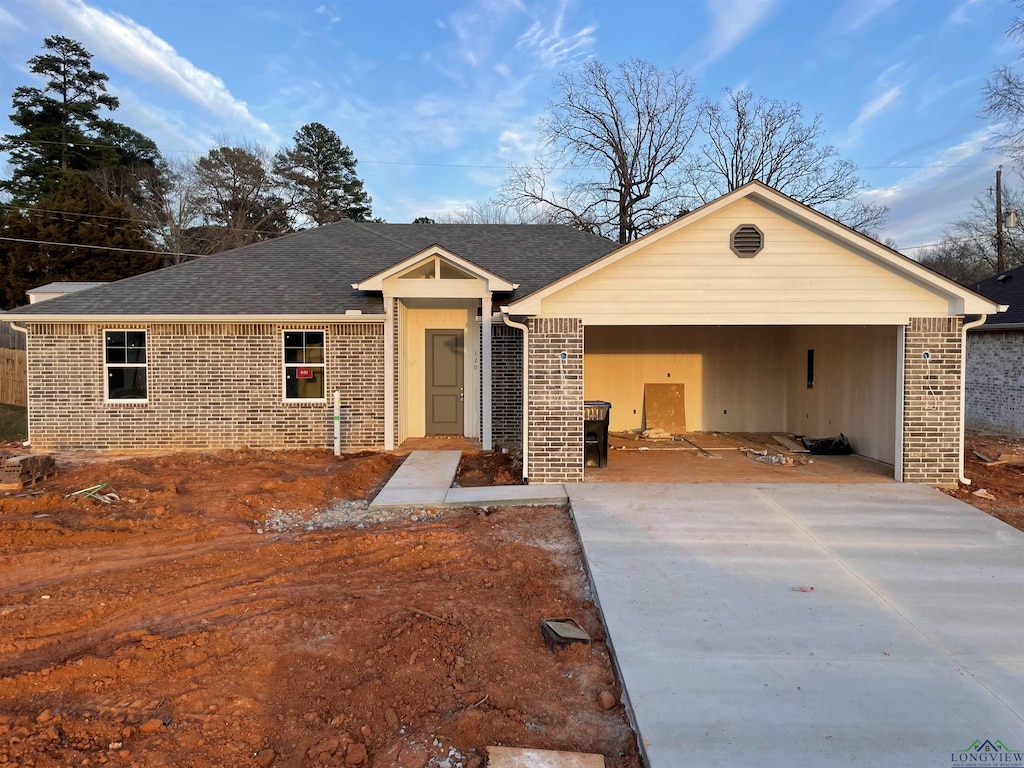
[105,330,148,401]
[284,331,325,400]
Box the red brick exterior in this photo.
[26,322,384,451]
[526,317,583,483]
[492,324,523,449]
[903,317,963,486]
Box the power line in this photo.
[2,135,1002,173]
[0,236,203,259]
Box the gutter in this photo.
[959,314,989,486]
[501,308,530,483]
[0,314,387,323]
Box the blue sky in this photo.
[0,0,1016,252]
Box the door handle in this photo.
[459,387,464,402]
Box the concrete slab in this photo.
[568,483,1024,767]
[371,450,461,507]
[443,484,567,507]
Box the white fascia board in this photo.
[5,314,387,323]
[354,244,515,292]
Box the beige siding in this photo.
[540,198,951,325]
[785,326,897,464]
[399,300,479,441]
[584,327,787,433]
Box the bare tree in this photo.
[434,199,556,224]
[500,59,699,244]
[687,88,887,233]
[983,2,1024,162]
[155,157,205,264]
[915,187,1024,285]
[193,143,290,253]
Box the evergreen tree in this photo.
[0,36,120,203]
[0,171,162,307]
[274,122,372,225]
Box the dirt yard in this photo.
[0,449,639,768]
[949,433,1024,533]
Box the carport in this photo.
[505,182,1001,486]
[585,324,898,469]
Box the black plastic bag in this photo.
[801,433,852,455]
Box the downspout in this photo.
[9,322,28,446]
[501,309,529,483]
[959,314,988,486]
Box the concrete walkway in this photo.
[568,483,1024,766]
[371,451,566,508]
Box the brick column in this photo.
[527,317,583,484]
[903,317,962,486]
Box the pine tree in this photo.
[274,122,372,225]
[0,172,162,307]
[0,36,120,203]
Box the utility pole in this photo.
[996,166,1006,275]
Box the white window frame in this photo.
[104,328,149,404]
[283,330,327,402]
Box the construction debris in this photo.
[486,745,606,768]
[972,488,997,500]
[541,617,591,651]
[772,434,809,453]
[64,482,120,504]
[1,454,56,491]
[640,427,672,440]
[755,454,794,465]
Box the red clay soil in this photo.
[454,452,523,487]
[0,449,639,768]
[946,433,1024,533]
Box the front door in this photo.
[425,329,464,435]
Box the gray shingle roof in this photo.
[10,222,617,317]
[973,265,1024,327]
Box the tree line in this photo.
[0,36,372,307]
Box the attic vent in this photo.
[731,224,763,258]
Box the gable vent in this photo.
[731,224,764,258]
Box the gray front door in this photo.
[425,329,464,435]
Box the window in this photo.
[806,349,815,390]
[284,331,325,400]
[105,330,148,401]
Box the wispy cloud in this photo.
[515,0,596,68]
[862,126,997,206]
[839,0,900,31]
[315,4,341,25]
[687,0,778,73]
[947,0,984,27]
[0,6,26,32]
[846,86,902,145]
[33,0,274,139]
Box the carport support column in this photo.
[526,317,584,484]
[902,317,962,487]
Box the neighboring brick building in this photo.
[969,266,1024,439]
[5,182,999,486]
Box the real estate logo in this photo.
[952,740,1024,765]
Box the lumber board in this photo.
[773,434,810,453]
[643,383,686,434]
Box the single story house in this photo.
[968,264,1024,438]
[3,182,1001,486]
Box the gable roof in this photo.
[354,244,517,292]
[507,181,1001,317]
[4,222,616,320]
[972,264,1024,328]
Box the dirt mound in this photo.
[0,449,638,767]
[948,434,1024,532]
[455,451,523,487]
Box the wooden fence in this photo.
[0,348,27,407]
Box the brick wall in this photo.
[966,329,1024,438]
[903,317,962,486]
[26,322,385,451]
[527,317,583,483]
[492,323,523,449]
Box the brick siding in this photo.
[526,317,583,483]
[903,317,962,486]
[26,322,385,451]
[966,329,1024,438]
[492,323,523,449]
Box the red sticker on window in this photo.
[296,367,313,379]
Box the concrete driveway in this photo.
[567,483,1024,766]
